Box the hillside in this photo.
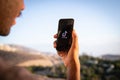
[0,44,62,67]
[102,54,120,61]
[1,44,119,80]
[0,44,66,80]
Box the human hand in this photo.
[53,30,79,67]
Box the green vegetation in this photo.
[26,64,66,78]
[80,55,120,80]
[26,55,120,80]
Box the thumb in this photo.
[71,30,79,50]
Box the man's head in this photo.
[0,0,24,36]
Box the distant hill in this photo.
[0,44,66,80]
[102,54,120,61]
[0,44,62,67]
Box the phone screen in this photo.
[56,19,74,52]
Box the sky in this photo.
[0,0,120,57]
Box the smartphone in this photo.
[56,18,74,52]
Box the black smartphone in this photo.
[56,18,74,52]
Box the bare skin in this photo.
[0,0,24,36]
[0,0,80,80]
[0,0,36,80]
[54,30,80,80]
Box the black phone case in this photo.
[56,18,74,52]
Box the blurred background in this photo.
[0,0,120,80]
[0,0,120,57]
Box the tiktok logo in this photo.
[62,31,67,39]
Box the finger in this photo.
[71,30,79,50]
[53,40,57,48]
[54,34,57,38]
[57,51,67,57]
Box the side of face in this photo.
[0,0,24,36]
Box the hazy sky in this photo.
[0,0,120,57]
